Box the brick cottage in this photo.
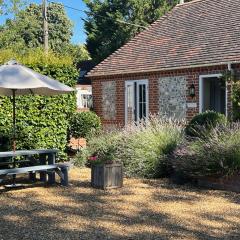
[87,0,240,128]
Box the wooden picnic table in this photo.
[0,149,70,186]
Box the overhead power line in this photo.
[47,0,148,29]
[48,1,86,13]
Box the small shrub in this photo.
[173,123,240,178]
[69,111,101,139]
[74,147,90,167]
[185,111,227,138]
[86,130,122,165]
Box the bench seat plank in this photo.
[0,163,69,186]
[0,165,58,175]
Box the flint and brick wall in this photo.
[158,76,187,120]
[102,81,116,120]
[91,64,234,127]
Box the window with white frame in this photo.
[76,88,93,109]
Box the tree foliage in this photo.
[84,0,179,63]
[0,3,73,53]
[0,49,78,159]
[62,44,91,66]
[0,0,25,15]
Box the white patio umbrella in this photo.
[0,60,74,186]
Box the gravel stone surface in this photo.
[0,168,239,240]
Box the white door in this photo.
[125,80,149,124]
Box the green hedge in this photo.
[0,49,78,159]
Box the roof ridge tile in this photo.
[176,0,207,7]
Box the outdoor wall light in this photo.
[188,84,196,98]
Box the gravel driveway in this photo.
[0,168,239,240]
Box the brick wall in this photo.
[91,64,235,127]
[69,137,86,149]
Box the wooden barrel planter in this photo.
[91,163,123,189]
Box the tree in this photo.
[0,0,26,15]
[0,3,73,53]
[84,0,179,63]
[61,44,90,66]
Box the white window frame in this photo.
[76,89,92,109]
[199,73,227,116]
[125,79,149,125]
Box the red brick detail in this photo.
[69,138,87,149]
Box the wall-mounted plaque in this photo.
[187,102,197,108]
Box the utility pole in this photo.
[43,0,49,53]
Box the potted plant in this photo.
[88,147,123,189]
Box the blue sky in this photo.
[0,0,87,44]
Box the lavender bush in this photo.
[173,123,240,178]
[76,116,184,178]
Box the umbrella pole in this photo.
[5,90,22,188]
[13,89,16,152]
[12,90,16,186]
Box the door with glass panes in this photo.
[125,80,149,124]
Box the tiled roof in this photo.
[88,0,240,77]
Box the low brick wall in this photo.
[198,174,240,193]
[69,138,86,149]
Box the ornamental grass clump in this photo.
[117,117,184,178]
[173,123,240,178]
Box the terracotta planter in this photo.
[91,163,123,189]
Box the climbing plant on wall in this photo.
[220,69,240,121]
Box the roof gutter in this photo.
[87,61,240,79]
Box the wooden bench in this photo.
[0,164,69,186]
